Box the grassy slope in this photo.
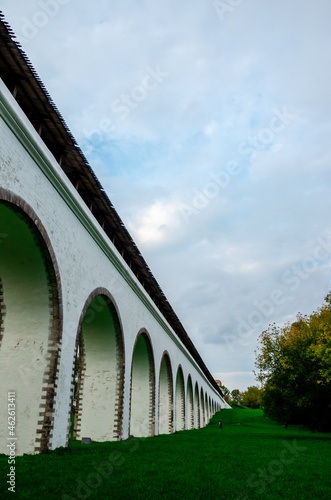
[1,409,330,499]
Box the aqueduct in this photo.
[0,16,227,455]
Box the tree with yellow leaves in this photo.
[255,292,331,431]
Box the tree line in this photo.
[254,291,331,431]
[221,292,331,431]
[221,385,262,409]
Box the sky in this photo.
[1,0,331,391]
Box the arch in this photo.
[194,383,200,429]
[209,396,212,420]
[175,366,185,431]
[205,393,209,424]
[0,192,62,453]
[186,375,194,430]
[129,330,155,437]
[158,352,173,435]
[74,289,125,442]
[200,388,205,427]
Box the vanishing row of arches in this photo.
[76,310,220,443]
[0,194,222,454]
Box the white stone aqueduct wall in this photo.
[0,79,226,455]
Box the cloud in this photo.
[213,372,257,393]
[127,201,182,247]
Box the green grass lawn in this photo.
[1,408,330,499]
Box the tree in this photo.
[230,389,243,404]
[221,385,231,404]
[241,386,261,409]
[255,292,331,431]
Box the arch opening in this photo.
[205,393,209,424]
[200,388,205,427]
[194,383,200,429]
[187,376,194,430]
[0,200,61,453]
[74,293,124,442]
[158,353,173,435]
[130,332,155,437]
[175,367,185,431]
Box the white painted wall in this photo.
[0,79,227,454]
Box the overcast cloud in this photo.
[1,0,331,390]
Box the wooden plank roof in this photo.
[0,13,222,396]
